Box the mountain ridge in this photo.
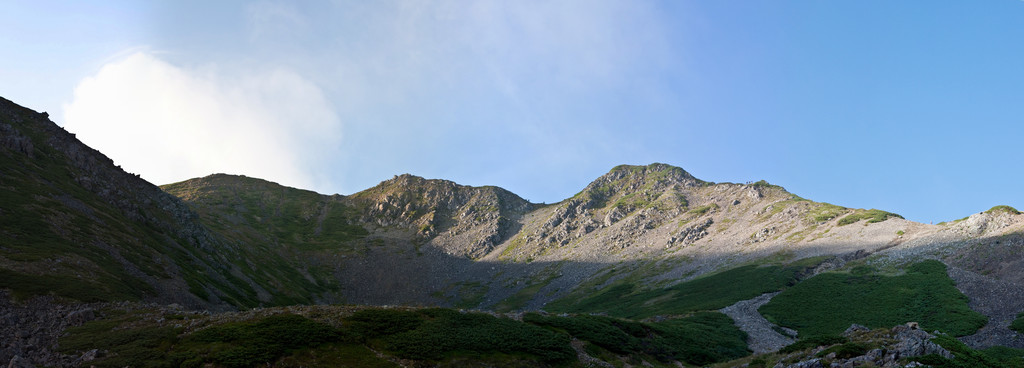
[4,95,1024,366]
[0,97,343,310]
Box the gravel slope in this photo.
[720,292,795,354]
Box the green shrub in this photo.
[837,209,903,226]
[187,314,347,368]
[850,265,876,276]
[60,317,179,368]
[0,268,148,302]
[979,346,1024,367]
[546,261,815,319]
[760,260,987,337]
[807,203,847,222]
[649,313,750,365]
[345,309,424,338]
[523,314,640,354]
[913,353,954,366]
[524,312,749,366]
[688,204,719,215]
[926,334,1023,367]
[1011,312,1024,333]
[985,205,1021,215]
[348,308,575,364]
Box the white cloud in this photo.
[63,52,341,191]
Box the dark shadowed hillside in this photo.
[0,97,332,310]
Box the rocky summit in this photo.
[3,95,1024,367]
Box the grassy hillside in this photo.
[59,305,748,367]
[0,97,333,308]
[545,258,823,319]
[162,174,368,252]
[759,260,987,337]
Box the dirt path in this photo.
[720,292,795,354]
[946,266,1024,349]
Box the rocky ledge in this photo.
[768,323,953,368]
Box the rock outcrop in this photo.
[772,323,953,368]
[349,174,534,258]
[0,292,96,368]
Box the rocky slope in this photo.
[3,95,1024,365]
[157,155,1024,337]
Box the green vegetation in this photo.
[758,197,808,220]
[0,268,148,302]
[355,308,574,363]
[0,105,340,308]
[185,314,347,368]
[570,163,697,211]
[1011,312,1024,333]
[449,281,488,309]
[493,272,560,312]
[749,180,784,190]
[759,260,987,337]
[60,305,752,367]
[546,260,819,319]
[986,205,1021,215]
[688,203,719,216]
[836,209,903,226]
[60,310,179,368]
[914,335,1024,367]
[815,341,873,359]
[61,312,352,368]
[161,175,375,306]
[806,203,848,223]
[525,312,748,366]
[778,335,849,354]
[0,111,185,303]
[62,307,580,368]
[162,175,369,251]
[976,346,1024,368]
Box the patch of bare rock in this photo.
[768,323,952,368]
[721,292,796,354]
[0,292,97,368]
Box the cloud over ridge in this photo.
[63,52,341,191]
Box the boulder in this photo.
[7,355,34,368]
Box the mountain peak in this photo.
[606,163,700,182]
[570,163,704,210]
[609,162,696,177]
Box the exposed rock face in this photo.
[349,174,534,258]
[889,324,954,360]
[952,211,1019,237]
[0,292,95,368]
[670,217,713,246]
[0,123,33,157]
[773,323,953,368]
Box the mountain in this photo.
[159,163,917,309]
[3,95,1024,367]
[159,156,1024,352]
[0,97,334,310]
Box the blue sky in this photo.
[2,1,1023,223]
